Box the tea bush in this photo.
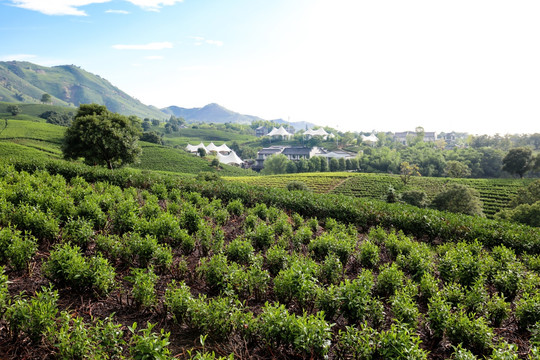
[257,302,332,357]
[6,285,58,342]
[274,258,319,305]
[128,322,171,360]
[128,267,158,309]
[357,239,380,268]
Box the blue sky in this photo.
[1,0,540,135]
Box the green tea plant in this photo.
[248,222,275,250]
[0,227,37,271]
[225,237,254,265]
[445,308,493,354]
[308,232,354,265]
[5,285,58,342]
[273,257,319,305]
[164,280,194,323]
[127,267,158,309]
[427,292,451,338]
[516,291,540,329]
[335,324,377,359]
[128,322,171,360]
[318,253,343,285]
[62,217,94,249]
[265,244,290,276]
[257,302,332,357]
[486,293,511,327]
[376,263,406,297]
[357,239,380,268]
[376,322,428,360]
[226,199,244,216]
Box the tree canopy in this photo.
[62,104,142,169]
[502,147,533,178]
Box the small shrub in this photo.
[225,237,254,265]
[63,217,94,249]
[128,322,171,360]
[287,180,309,191]
[391,288,420,328]
[376,263,406,297]
[445,309,493,354]
[165,280,194,323]
[249,222,275,250]
[419,272,439,300]
[257,302,332,357]
[486,294,511,327]
[431,184,484,217]
[308,232,354,265]
[401,190,428,208]
[427,292,451,338]
[265,245,290,276]
[6,285,58,342]
[318,253,343,285]
[357,240,380,268]
[273,257,319,305]
[377,322,428,360]
[336,324,377,359]
[5,233,37,271]
[198,254,230,291]
[128,267,158,309]
[516,291,540,330]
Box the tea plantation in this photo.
[0,159,539,359]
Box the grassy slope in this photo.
[0,119,255,176]
[226,172,532,217]
[0,61,167,120]
[162,127,256,147]
[130,142,255,176]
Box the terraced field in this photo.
[229,172,354,193]
[228,172,532,218]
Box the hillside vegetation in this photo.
[228,172,532,218]
[0,160,539,359]
[0,116,254,176]
[0,61,166,120]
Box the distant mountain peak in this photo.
[161,103,316,130]
[0,61,167,120]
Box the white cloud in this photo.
[8,0,111,16]
[124,0,183,12]
[105,9,130,14]
[6,0,182,15]
[205,39,223,47]
[0,54,37,61]
[145,55,163,60]
[112,42,173,50]
[188,36,223,47]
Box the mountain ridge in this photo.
[162,103,315,130]
[0,61,167,120]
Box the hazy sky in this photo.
[1,0,539,134]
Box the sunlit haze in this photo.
[1,0,540,134]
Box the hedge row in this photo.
[6,158,540,254]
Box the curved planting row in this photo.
[0,160,539,359]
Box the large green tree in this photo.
[502,147,533,178]
[262,154,289,175]
[62,104,142,169]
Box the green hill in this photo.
[0,61,167,120]
[0,118,254,176]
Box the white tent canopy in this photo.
[267,126,292,137]
[216,143,231,153]
[206,142,219,152]
[195,142,207,151]
[361,134,379,144]
[304,128,329,137]
[185,144,198,152]
[217,150,243,165]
